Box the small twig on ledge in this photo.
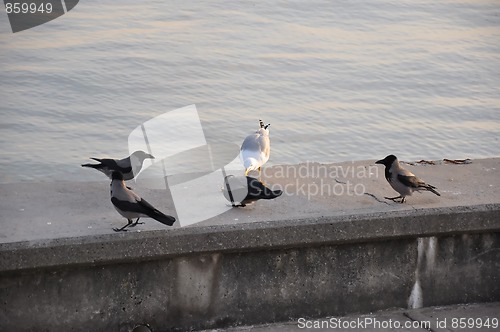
[416,159,436,165]
[443,158,472,164]
[335,178,347,184]
[364,192,391,205]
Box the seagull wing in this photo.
[240,133,270,165]
[240,133,260,152]
[256,134,270,159]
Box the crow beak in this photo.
[148,154,155,159]
[375,159,384,165]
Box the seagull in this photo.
[110,171,176,231]
[375,154,441,203]
[240,119,271,179]
[82,150,154,180]
[222,175,282,207]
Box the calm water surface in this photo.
[1,0,499,182]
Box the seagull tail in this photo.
[247,178,282,200]
[148,210,176,226]
[261,188,282,200]
[257,181,282,199]
[269,189,283,199]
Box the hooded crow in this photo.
[375,154,440,203]
[240,120,271,179]
[82,150,154,180]
[222,175,282,207]
[110,171,176,231]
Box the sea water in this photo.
[1,0,499,182]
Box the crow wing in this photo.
[397,174,422,188]
[96,158,132,174]
[111,197,175,226]
[111,196,147,214]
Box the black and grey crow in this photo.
[110,171,175,231]
[82,150,154,180]
[376,154,440,203]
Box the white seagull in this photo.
[240,119,271,179]
[110,171,176,231]
[82,150,154,180]
[376,154,441,203]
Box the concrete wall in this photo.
[1,204,499,331]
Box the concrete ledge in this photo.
[1,159,499,331]
[209,302,500,332]
[1,223,499,331]
[1,203,499,273]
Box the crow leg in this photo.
[258,167,268,186]
[113,219,133,232]
[129,218,144,227]
[384,195,403,202]
[232,203,246,207]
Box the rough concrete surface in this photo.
[1,204,499,273]
[0,158,498,244]
[1,232,498,331]
[0,158,499,331]
[204,302,500,332]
